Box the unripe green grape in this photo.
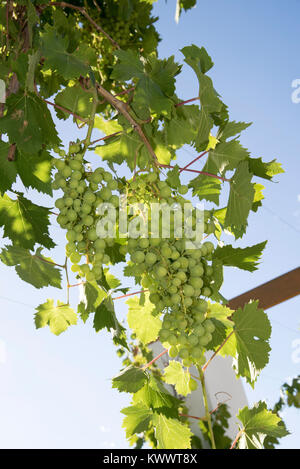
[179,257,189,269]
[171,260,181,270]
[57,178,67,189]
[71,170,82,181]
[156,266,167,278]
[195,299,208,313]
[102,254,110,264]
[67,210,77,222]
[149,292,160,304]
[183,297,193,308]
[205,265,214,276]
[100,187,112,201]
[204,319,215,333]
[179,348,189,359]
[94,238,106,251]
[62,166,72,178]
[83,215,94,226]
[71,264,80,273]
[176,271,186,282]
[80,264,90,275]
[147,172,158,183]
[70,252,81,264]
[192,347,203,359]
[87,228,97,241]
[183,358,193,367]
[168,346,178,358]
[189,277,204,289]
[139,238,149,249]
[171,249,180,260]
[119,245,127,256]
[145,252,157,265]
[54,159,65,171]
[183,285,194,297]
[66,230,76,242]
[150,238,161,247]
[168,334,178,346]
[83,191,96,204]
[202,287,212,297]
[168,285,178,295]
[203,241,214,254]
[188,334,198,346]
[131,251,145,264]
[55,198,65,209]
[171,293,181,304]
[177,319,187,330]
[194,324,205,336]
[76,233,83,242]
[81,204,92,215]
[128,238,138,249]
[103,172,113,182]
[110,195,119,207]
[194,312,205,323]
[198,333,211,346]
[171,277,181,288]
[108,179,118,190]
[86,271,95,282]
[69,159,82,171]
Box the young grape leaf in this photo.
[121,403,153,439]
[163,360,191,396]
[248,157,284,181]
[225,161,255,232]
[232,301,272,386]
[213,241,267,272]
[237,401,289,449]
[153,413,192,449]
[127,293,162,344]
[252,183,264,212]
[112,365,147,393]
[34,299,77,335]
[0,193,55,250]
[0,245,62,289]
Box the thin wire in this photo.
[0,295,35,309]
[262,205,300,236]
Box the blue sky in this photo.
[0,0,299,449]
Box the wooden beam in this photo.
[227,267,300,311]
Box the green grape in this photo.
[168,334,177,346]
[171,293,181,304]
[87,228,97,241]
[179,348,189,359]
[66,230,76,242]
[178,185,188,195]
[83,215,94,226]
[70,252,81,264]
[67,210,77,222]
[100,187,112,200]
[139,238,149,249]
[188,334,198,346]
[202,287,212,297]
[183,285,194,297]
[189,277,204,289]
[145,252,157,265]
[168,346,178,358]
[194,324,205,336]
[71,264,80,273]
[69,159,82,171]
[204,319,215,333]
[156,266,167,278]
[131,251,145,264]
[192,347,203,360]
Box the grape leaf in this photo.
[112,365,147,393]
[121,403,153,439]
[252,183,264,212]
[54,85,94,120]
[0,92,60,153]
[213,241,267,272]
[218,121,252,141]
[16,149,53,195]
[94,295,119,332]
[0,141,17,194]
[78,281,107,322]
[237,401,289,449]
[163,361,191,396]
[209,139,250,174]
[133,375,180,409]
[225,161,255,231]
[165,105,199,148]
[189,173,221,204]
[34,299,77,335]
[181,45,225,149]
[127,293,162,344]
[0,245,62,289]
[153,413,192,449]
[0,192,55,250]
[248,157,284,181]
[40,25,96,79]
[232,301,272,386]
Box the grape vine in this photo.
[0,0,289,450]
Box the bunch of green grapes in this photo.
[52,142,120,282]
[120,172,217,367]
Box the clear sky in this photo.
[0,0,300,449]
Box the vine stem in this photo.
[179,150,209,173]
[175,97,200,107]
[230,430,244,450]
[202,330,235,372]
[197,365,216,449]
[48,2,120,48]
[83,88,98,153]
[89,131,122,146]
[41,97,88,123]
[179,413,206,421]
[142,349,168,370]
[113,290,148,301]
[96,82,159,167]
[64,257,70,304]
[159,164,229,182]
[35,255,65,269]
